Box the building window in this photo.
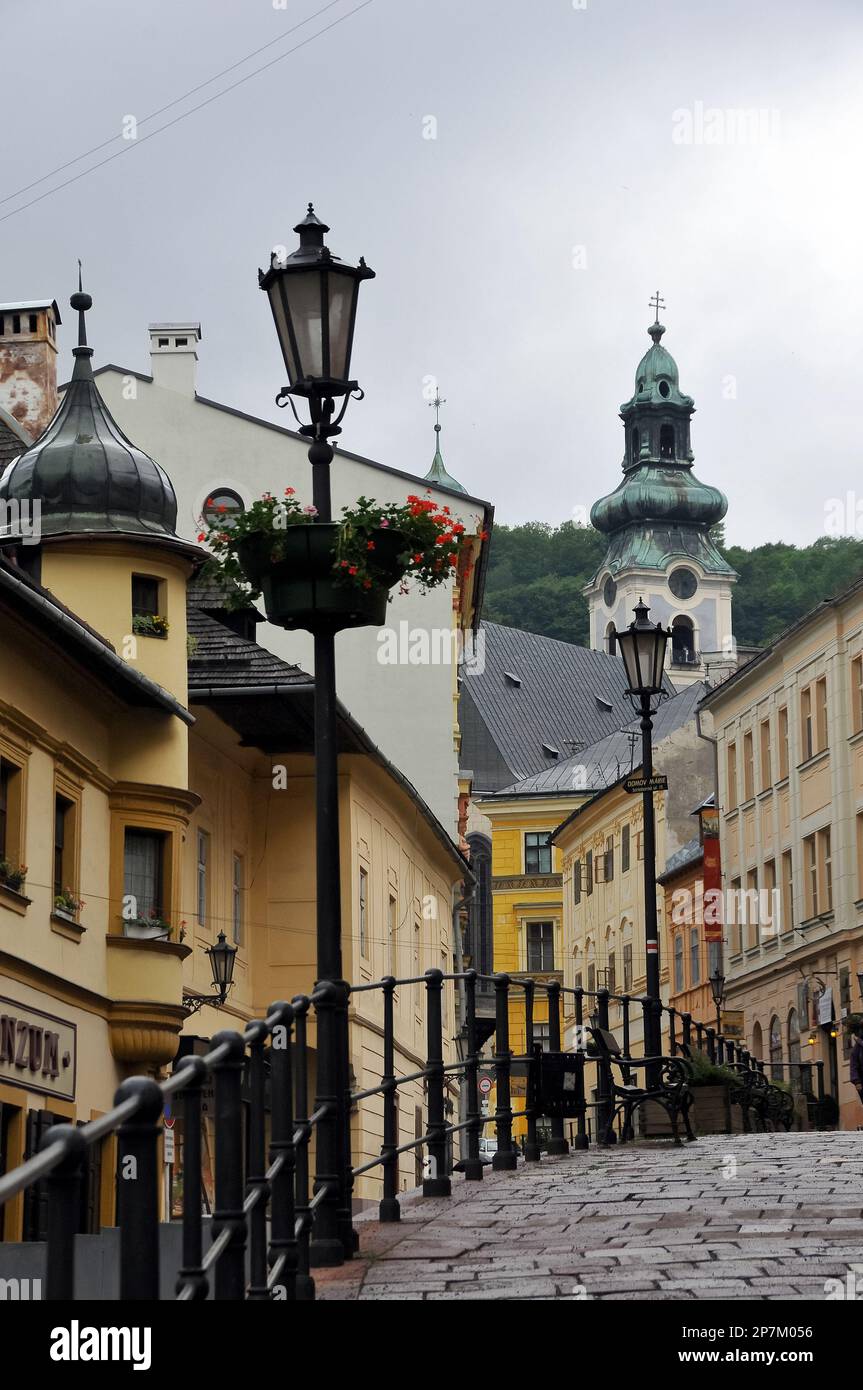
[659,423,675,459]
[777,705,789,779]
[359,866,368,957]
[28,314,37,333]
[621,824,630,873]
[852,655,863,734]
[730,877,742,954]
[800,680,827,761]
[604,836,614,882]
[12,315,20,334]
[759,717,772,790]
[585,849,593,896]
[526,921,554,972]
[0,759,21,866]
[131,575,165,637]
[674,934,684,993]
[746,868,759,947]
[857,813,863,902]
[533,1021,551,1052]
[689,927,700,985]
[623,942,633,991]
[671,615,696,666]
[573,859,582,905]
[124,828,165,925]
[466,834,492,976]
[726,741,738,811]
[763,858,776,934]
[804,834,818,917]
[607,950,616,995]
[232,854,244,944]
[53,793,75,900]
[781,850,794,930]
[743,731,754,801]
[202,489,244,527]
[524,832,552,875]
[196,830,209,927]
[815,676,828,752]
[820,826,833,912]
[631,427,640,462]
[769,1015,783,1081]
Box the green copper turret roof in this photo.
[590,314,732,577]
[423,418,466,494]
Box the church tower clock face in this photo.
[603,575,617,608]
[669,566,698,600]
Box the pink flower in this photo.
[303,504,318,516]
[380,518,390,528]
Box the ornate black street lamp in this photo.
[260,206,374,1267]
[183,931,238,1015]
[709,967,726,1036]
[613,599,671,1075]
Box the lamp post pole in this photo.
[638,692,661,1070]
[258,207,375,1267]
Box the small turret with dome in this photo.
[0,269,181,540]
[586,297,737,687]
[423,388,466,494]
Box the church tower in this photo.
[586,298,737,687]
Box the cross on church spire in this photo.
[428,387,446,435]
[649,290,666,324]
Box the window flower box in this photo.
[0,860,27,893]
[123,913,171,941]
[132,614,169,638]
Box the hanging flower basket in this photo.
[199,489,488,634]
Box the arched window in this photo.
[751,1020,763,1060]
[631,427,640,463]
[769,1014,783,1080]
[671,615,696,666]
[466,833,493,977]
[659,423,675,458]
[202,487,244,527]
[605,621,616,656]
[788,1008,801,1089]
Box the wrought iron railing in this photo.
[0,971,824,1301]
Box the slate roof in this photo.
[658,835,703,883]
[488,680,706,800]
[459,620,676,792]
[0,409,29,473]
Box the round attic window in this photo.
[669,566,698,600]
[658,380,670,398]
[203,488,244,526]
[603,575,617,608]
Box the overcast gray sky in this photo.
[3,0,862,548]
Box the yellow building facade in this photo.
[702,576,863,1130]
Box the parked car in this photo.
[477,1137,498,1165]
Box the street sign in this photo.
[624,774,668,794]
[479,1076,492,1096]
[721,1009,745,1039]
[163,1128,176,1165]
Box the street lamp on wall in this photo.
[709,967,726,1035]
[611,600,672,1077]
[182,931,238,1015]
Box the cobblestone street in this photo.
[316,1132,863,1300]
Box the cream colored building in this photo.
[701,577,863,1130]
[0,288,468,1241]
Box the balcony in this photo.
[670,647,701,669]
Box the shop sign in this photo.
[0,996,76,1101]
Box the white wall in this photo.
[96,366,482,830]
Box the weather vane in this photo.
[428,387,446,432]
[649,290,666,323]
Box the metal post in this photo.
[695,1020,704,1053]
[211,1030,247,1300]
[423,968,451,1196]
[668,1006,677,1056]
[717,1034,726,1065]
[639,693,662,1083]
[462,970,484,1180]
[546,980,568,1156]
[268,1001,298,1302]
[115,1076,164,1301]
[308,429,351,1269]
[682,1013,692,1053]
[379,978,400,1220]
[596,988,615,1144]
[43,1126,87,1301]
[292,996,315,1301]
[621,995,632,1059]
[492,975,517,1170]
[246,1020,270,1300]
[174,1055,209,1301]
[706,1027,716,1063]
[523,981,541,1162]
[573,987,588,1150]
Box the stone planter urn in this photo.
[236,523,409,632]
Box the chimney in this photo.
[0,299,61,439]
[148,322,201,395]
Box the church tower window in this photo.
[671,615,696,666]
[659,424,675,458]
[631,427,640,463]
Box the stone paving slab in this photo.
[314,1132,863,1301]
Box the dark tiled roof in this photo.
[659,836,703,882]
[459,620,675,792]
[492,681,706,798]
[0,418,26,471]
[187,605,309,690]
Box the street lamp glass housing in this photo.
[614,599,670,696]
[207,930,238,1003]
[709,969,726,1008]
[259,205,374,399]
